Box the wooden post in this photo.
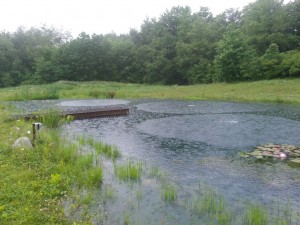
[32,123,36,145]
[32,123,42,146]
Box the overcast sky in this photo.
[0,0,290,37]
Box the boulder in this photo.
[13,137,33,149]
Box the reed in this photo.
[40,108,63,128]
[243,205,269,225]
[161,183,177,202]
[114,161,142,181]
[93,141,120,160]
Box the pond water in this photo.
[10,99,300,224]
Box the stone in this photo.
[13,137,33,149]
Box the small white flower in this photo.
[279,153,286,158]
[16,127,20,130]
[27,131,31,134]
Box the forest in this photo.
[0,0,299,87]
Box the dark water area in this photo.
[10,99,300,224]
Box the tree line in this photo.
[0,0,299,87]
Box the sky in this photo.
[0,0,288,37]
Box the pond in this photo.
[11,99,300,224]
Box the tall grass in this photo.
[243,205,269,225]
[114,161,142,181]
[77,135,121,160]
[1,79,300,104]
[11,85,59,101]
[0,105,103,224]
[161,183,177,202]
[40,107,63,128]
[191,189,232,225]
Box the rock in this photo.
[13,137,33,149]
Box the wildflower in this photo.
[279,152,286,159]
[27,131,31,134]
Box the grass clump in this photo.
[191,189,232,225]
[114,161,142,182]
[93,141,120,160]
[40,108,63,128]
[77,135,121,160]
[243,205,269,225]
[161,183,177,202]
[11,85,59,101]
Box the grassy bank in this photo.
[0,78,300,104]
[0,106,120,224]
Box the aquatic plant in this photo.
[243,205,269,225]
[102,184,116,200]
[161,183,177,202]
[114,161,142,181]
[93,141,120,160]
[190,189,232,225]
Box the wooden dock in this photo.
[65,108,129,120]
[12,108,129,121]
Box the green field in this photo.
[1,78,300,104]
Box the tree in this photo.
[213,28,261,82]
[261,43,285,79]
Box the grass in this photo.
[1,78,300,104]
[114,161,142,182]
[77,135,121,160]
[161,183,177,202]
[243,205,269,225]
[190,188,232,225]
[0,105,103,224]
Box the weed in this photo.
[93,141,120,160]
[243,205,269,225]
[114,161,142,181]
[102,184,116,200]
[161,183,177,202]
[40,107,63,128]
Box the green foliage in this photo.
[93,141,120,160]
[243,205,269,225]
[114,161,142,181]
[0,1,300,86]
[191,189,232,225]
[11,85,59,101]
[41,108,63,128]
[261,43,285,79]
[161,183,177,201]
[281,50,300,77]
[213,28,261,82]
[0,109,102,224]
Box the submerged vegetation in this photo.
[114,161,143,182]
